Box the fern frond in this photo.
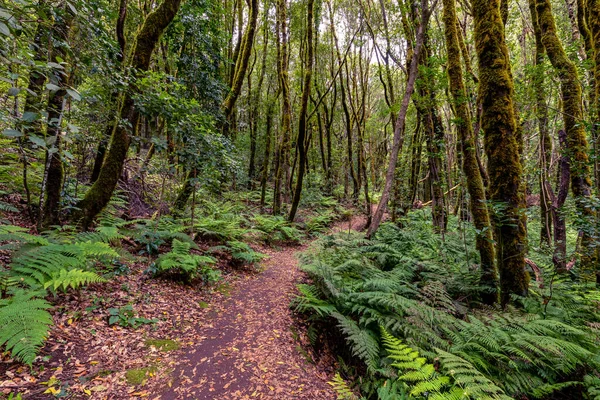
[0,290,52,365]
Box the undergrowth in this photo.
[294,211,600,399]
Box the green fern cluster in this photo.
[252,214,303,243]
[154,239,220,284]
[295,213,600,399]
[0,224,121,365]
[210,240,265,266]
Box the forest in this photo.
[1,0,600,398]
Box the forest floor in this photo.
[157,214,368,399]
[0,212,368,400]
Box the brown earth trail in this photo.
[158,236,345,399]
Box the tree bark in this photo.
[367,0,431,238]
[443,0,498,303]
[90,0,128,183]
[536,0,598,280]
[273,0,292,215]
[473,0,528,306]
[222,0,259,138]
[288,0,314,221]
[528,0,553,245]
[39,5,74,229]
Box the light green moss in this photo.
[126,366,158,385]
[443,0,497,303]
[144,339,180,352]
[473,0,529,306]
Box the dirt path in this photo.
[158,246,334,399]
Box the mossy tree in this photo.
[442,0,497,303]
[473,0,529,306]
[74,0,183,228]
[535,0,598,281]
[38,4,74,229]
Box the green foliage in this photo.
[0,289,53,365]
[154,239,220,284]
[210,240,265,266]
[131,217,196,255]
[107,305,157,328]
[305,210,337,235]
[296,213,600,399]
[0,224,121,364]
[329,373,360,400]
[252,215,303,243]
[44,268,106,292]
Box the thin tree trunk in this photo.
[273,0,292,215]
[536,0,598,280]
[528,0,553,245]
[222,0,259,137]
[260,93,275,208]
[39,5,74,229]
[367,0,431,238]
[288,0,314,221]
[551,130,571,270]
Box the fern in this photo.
[155,239,219,283]
[0,289,52,365]
[44,269,106,291]
[295,212,600,399]
[329,373,360,400]
[331,312,380,372]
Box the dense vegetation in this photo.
[1,0,600,398]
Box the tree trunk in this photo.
[536,0,598,280]
[528,0,553,245]
[473,0,528,306]
[90,0,128,183]
[39,5,74,229]
[260,94,275,208]
[367,0,431,238]
[552,130,571,270]
[22,5,49,139]
[273,0,292,215]
[288,0,314,221]
[74,0,182,228]
[589,0,600,192]
[222,0,259,137]
[443,0,498,303]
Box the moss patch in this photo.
[198,301,210,309]
[144,339,180,352]
[126,366,158,385]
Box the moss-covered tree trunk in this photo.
[590,0,600,165]
[442,0,497,303]
[38,5,74,229]
[74,0,182,228]
[473,0,528,306]
[22,3,49,139]
[91,0,128,184]
[288,0,314,222]
[536,0,598,281]
[222,0,259,137]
